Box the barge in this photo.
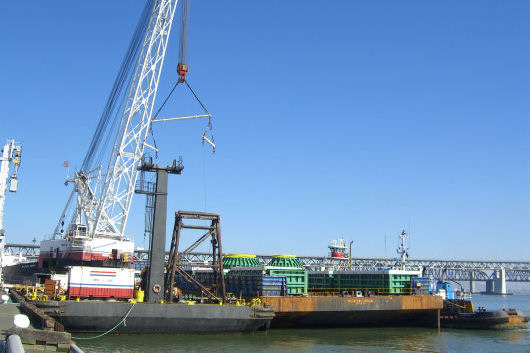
[36,300,274,334]
[262,295,443,328]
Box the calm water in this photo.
[77,295,530,353]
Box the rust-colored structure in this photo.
[261,295,443,328]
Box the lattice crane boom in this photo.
[59,0,180,240]
[93,0,179,238]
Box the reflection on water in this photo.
[78,327,529,353]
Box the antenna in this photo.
[396,229,409,270]
[384,233,387,258]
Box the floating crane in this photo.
[40,0,211,269]
[0,139,22,282]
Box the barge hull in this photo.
[262,295,443,329]
[44,301,273,334]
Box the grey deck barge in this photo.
[38,301,274,334]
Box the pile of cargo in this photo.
[225,274,287,297]
[308,269,421,295]
[412,278,456,299]
[174,254,309,298]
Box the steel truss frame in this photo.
[165,211,226,303]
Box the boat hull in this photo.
[441,310,528,330]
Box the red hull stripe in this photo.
[38,252,132,266]
[90,271,117,274]
[68,286,133,298]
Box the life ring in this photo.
[152,284,161,293]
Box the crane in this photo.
[40,0,191,268]
[0,139,22,282]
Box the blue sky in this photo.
[1,1,529,260]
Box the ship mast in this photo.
[396,229,409,270]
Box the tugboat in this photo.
[412,278,528,330]
[441,302,528,330]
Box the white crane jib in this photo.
[67,0,179,240]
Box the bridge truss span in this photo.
[5,244,530,283]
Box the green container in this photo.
[267,268,308,295]
[307,270,419,295]
[308,272,333,293]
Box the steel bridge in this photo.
[6,243,530,286]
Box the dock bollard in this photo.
[6,334,24,353]
[70,343,86,353]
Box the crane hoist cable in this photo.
[177,0,190,83]
[148,0,215,155]
[177,0,214,152]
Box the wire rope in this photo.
[82,0,155,172]
[184,80,210,116]
[71,302,136,340]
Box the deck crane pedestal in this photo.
[135,156,183,303]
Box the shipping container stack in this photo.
[308,269,421,295]
[223,254,288,297]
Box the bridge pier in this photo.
[469,271,475,293]
[485,269,507,294]
[485,280,494,294]
[493,268,506,295]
